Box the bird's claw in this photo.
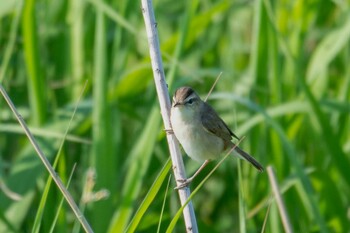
[174,178,193,190]
[164,128,174,134]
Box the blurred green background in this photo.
[1,0,350,232]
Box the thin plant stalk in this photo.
[267,166,293,233]
[157,175,172,233]
[261,202,271,233]
[140,0,198,232]
[0,84,93,233]
[204,72,222,102]
[49,164,77,233]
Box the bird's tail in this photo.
[233,145,264,172]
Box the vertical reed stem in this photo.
[140,0,198,232]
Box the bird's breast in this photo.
[170,107,224,162]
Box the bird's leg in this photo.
[175,160,210,189]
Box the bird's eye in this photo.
[187,99,194,104]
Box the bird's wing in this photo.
[200,103,240,143]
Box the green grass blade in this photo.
[31,82,87,233]
[302,19,350,187]
[306,15,350,96]
[157,173,172,233]
[48,164,77,233]
[124,159,171,233]
[31,172,53,233]
[22,0,46,125]
[108,105,161,232]
[237,161,246,233]
[90,8,115,231]
[0,0,22,84]
[213,92,329,233]
[0,123,91,144]
[86,0,137,34]
[68,0,85,98]
[165,144,237,233]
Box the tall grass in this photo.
[0,0,349,232]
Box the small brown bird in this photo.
[170,86,263,188]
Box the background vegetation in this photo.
[1,0,349,232]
